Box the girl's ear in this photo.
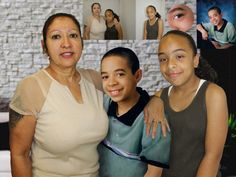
[135,69,142,83]
[194,53,200,68]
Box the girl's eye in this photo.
[51,34,61,40]
[70,33,78,38]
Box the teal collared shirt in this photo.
[98,89,171,177]
[202,19,236,46]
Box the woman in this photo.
[9,13,166,177]
[84,3,106,40]
[104,9,123,40]
[156,30,228,177]
[143,5,164,40]
[9,13,108,177]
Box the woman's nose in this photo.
[61,36,71,48]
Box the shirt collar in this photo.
[107,87,150,126]
[214,19,227,32]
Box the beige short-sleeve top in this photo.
[10,68,108,177]
[86,16,106,40]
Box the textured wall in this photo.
[0,0,196,111]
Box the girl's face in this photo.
[167,4,194,32]
[158,34,199,86]
[92,4,101,16]
[105,11,114,23]
[45,17,83,69]
[146,7,156,20]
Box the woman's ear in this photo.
[41,40,47,54]
[135,69,142,83]
[194,53,200,68]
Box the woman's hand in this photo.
[144,95,170,139]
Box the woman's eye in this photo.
[101,75,108,80]
[159,58,167,63]
[51,34,61,40]
[70,33,78,38]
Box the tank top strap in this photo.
[167,79,207,96]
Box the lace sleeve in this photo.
[9,75,46,117]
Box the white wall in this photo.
[119,0,136,39]
[135,0,165,40]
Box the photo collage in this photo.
[0,0,236,176]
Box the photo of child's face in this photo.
[146,7,156,20]
[167,4,194,32]
[105,11,114,23]
[208,9,222,26]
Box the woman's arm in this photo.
[9,109,36,177]
[83,16,92,40]
[144,165,162,177]
[143,21,147,40]
[157,19,164,40]
[83,25,90,40]
[196,83,228,177]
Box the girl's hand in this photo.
[113,18,119,25]
[144,96,170,139]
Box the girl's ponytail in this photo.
[195,57,218,83]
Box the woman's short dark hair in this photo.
[101,47,140,74]
[42,13,82,52]
[91,2,101,12]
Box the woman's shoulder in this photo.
[19,70,44,85]
[24,69,51,84]
[17,69,52,96]
[85,15,95,26]
[78,68,100,78]
[78,68,102,91]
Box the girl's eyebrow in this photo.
[158,49,186,55]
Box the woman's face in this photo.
[146,7,156,20]
[92,4,101,16]
[105,11,114,23]
[167,4,194,32]
[45,17,83,69]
